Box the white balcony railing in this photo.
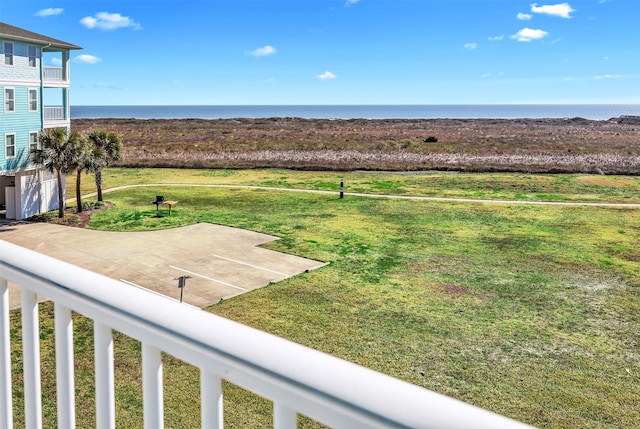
[44,106,66,121]
[0,240,534,429]
[43,67,65,81]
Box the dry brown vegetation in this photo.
[72,116,640,174]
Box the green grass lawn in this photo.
[12,169,640,428]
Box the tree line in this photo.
[30,128,122,218]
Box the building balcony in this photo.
[42,66,71,88]
[0,240,532,428]
[44,106,66,120]
[43,67,66,82]
[43,105,70,129]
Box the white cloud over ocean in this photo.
[511,28,548,42]
[531,3,576,19]
[249,45,277,57]
[315,71,337,80]
[80,12,142,30]
[73,54,101,64]
[35,8,63,17]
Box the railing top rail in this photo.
[0,239,533,428]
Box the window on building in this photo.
[4,88,15,112]
[3,42,13,66]
[28,45,37,67]
[5,134,16,158]
[28,89,38,112]
[29,132,39,152]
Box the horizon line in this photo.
[72,103,640,107]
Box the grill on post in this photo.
[152,196,164,215]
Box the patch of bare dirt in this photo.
[43,203,114,228]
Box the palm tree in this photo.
[69,136,93,213]
[31,128,81,218]
[85,131,122,202]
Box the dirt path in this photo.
[89,183,640,208]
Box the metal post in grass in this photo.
[340,179,344,199]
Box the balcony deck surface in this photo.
[1,222,325,309]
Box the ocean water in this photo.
[70,104,640,121]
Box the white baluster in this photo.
[21,289,42,429]
[200,370,223,429]
[55,303,75,428]
[94,321,115,429]
[0,278,13,428]
[142,343,163,429]
[274,402,297,429]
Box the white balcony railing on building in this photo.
[43,67,65,81]
[44,106,66,121]
[0,240,534,429]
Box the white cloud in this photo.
[517,12,533,20]
[595,74,618,79]
[511,28,548,42]
[73,54,101,64]
[531,3,576,19]
[315,71,337,80]
[35,8,63,17]
[249,45,277,57]
[488,35,504,41]
[50,58,62,67]
[464,43,477,50]
[345,0,361,6]
[80,12,142,30]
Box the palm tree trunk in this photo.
[76,169,83,213]
[56,167,64,218]
[95,169,103,202]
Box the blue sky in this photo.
[1,0,639,105]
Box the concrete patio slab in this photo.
[1,222,326,309]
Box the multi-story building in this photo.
[0,22,80,220]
